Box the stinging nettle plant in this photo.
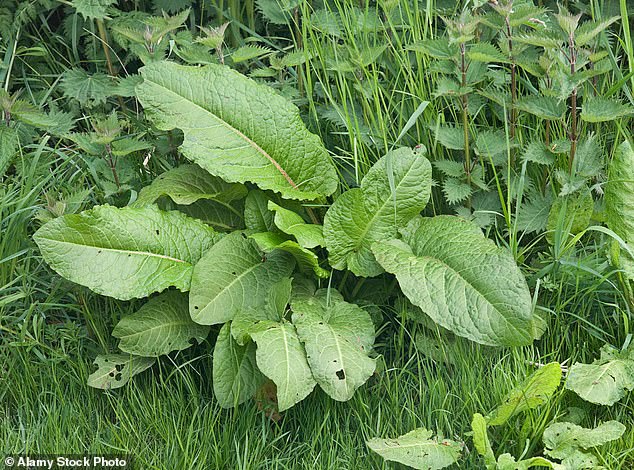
[34,59,542,412]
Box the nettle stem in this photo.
[568,33,578,172]
[105,144,121,189]
[460,42,471,181]
[505,16,517,139]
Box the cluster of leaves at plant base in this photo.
[33,59,542,411]
[414,1,632,236]
[368,362,627,469]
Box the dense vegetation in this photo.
[1,0,634,468]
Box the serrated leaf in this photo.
[72,0,116,20]
[189,231,295,325]
[521,141,555,165]
[442,178,472,204]
[487,363,562,426]
[565,344,634,406]
[575,17,619,46]
[61,68,115,107]
[581,96,634,122]
[546,187,593,243]
[112,291,209,356]
[87,354,155,389]
[367,428,462,470]
[407,39,458,59]
[475,129,512,158]
[543,420,626,460]
[231,45,272,63]
[516,96,566,120]
[572,136,602,179]
[250,232,329,278]
[33,205,220,300]
[268,201,324,248]
[132,164,247,207]
[252,321,317,411]
[324,147,432,277]
[136,61,337,200]
[516,191,553,234]
[0,125,18,177]
[291,290,375,401]
[433,159,466,178]
[373,216,535,346]
[433,125,466,150]
[256,0,300,24]
[467,43,510,63]
[213,323,261,408]
[310,9,342,37]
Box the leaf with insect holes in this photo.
[581,96,634,123]
[33,205,221,300]
[487,363,562,425]
[87,354,155,389]
[291,289,375,401]
[324,147,432,277]
[136,61,337,200]
[367,428,463,470]
[213,323,262,408]
[112,291,209,357]
[373,216,535,346]
[565,344,634,406]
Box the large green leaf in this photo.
[606,141,634,241]
[189,232,295,325]
[372,216,535,346]
[212,323,261,408]
[268,201,324,248]
[131,164,247,207]
[324,147,432,277]
[33,205,220,300]
[581,97,634,123]
[112,291,210,357]
[291,290,375,401]
[543,420,626,460]
[252,322,317,411]
[565,344,634,406]
[87,354,155,390]
[136,61,337,200]
[487,363,562,425]
[250,232,329,278]
[367,428,463,470]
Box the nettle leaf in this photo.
[132,164,247,207]
[0,125,18,177]
[565,344,634,406]
[546,187,593,243]
[487,363,562,425]
[324,147,432,277]
[72,0,117,20]
[521,141,555,166]
[543,420,626,460]
[367,428,463,470]
[516,191,553,234]
[467,43,510,63]
[373,216,536,346]
[291,290,376,401]
[61,68,115,107]
[575,17,620,46]
[516,96,566,120]
[407,39,458,59]
[33,205,220,300]
[189,231,295,325]
[475,129,511,159]
[250,232,329,278]
[581,96,634,122]
[433,159,466,178]
[231,45,272,63]
[252,321,317,411]
[433,125,466,150]
[112,291,209,357]
[136,61,337,200]
[111,137,151,157]
[442,178,472,205]
[87,354,155,390]
[213,323,261,408]
[268,201,324,248]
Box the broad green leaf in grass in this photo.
[267,201,324,248]
[250,232,329,278]
[581,96,634,122]
[33,205,220,300]
[0,125,17,177]
[252,322,317,411]
[372,216,535,346]
[475,129,512,159]
[131,164,247,207]
[323,147,432,277]
[291,290,375,401]
[564,344,634,406]
[213,323,261,408]
[136,61,337,200]
[367,428,463,470]
[543,420,626,460]
[487,363,562,425]
[496,454,556,469]
[472,413,495,465]
[112,291,209,356]
[515,96,566,120]
[189,232,295,325]
[87,354,155,390]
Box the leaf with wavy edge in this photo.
[372,216,535,346]
[268,201,324,248]
[250,232,329,278]
[136,61,337,200]
[189,232,295,325]
[324,147,432,277]
[87,354,155,390]
[33,205,220,300]
[113,291,210,356]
